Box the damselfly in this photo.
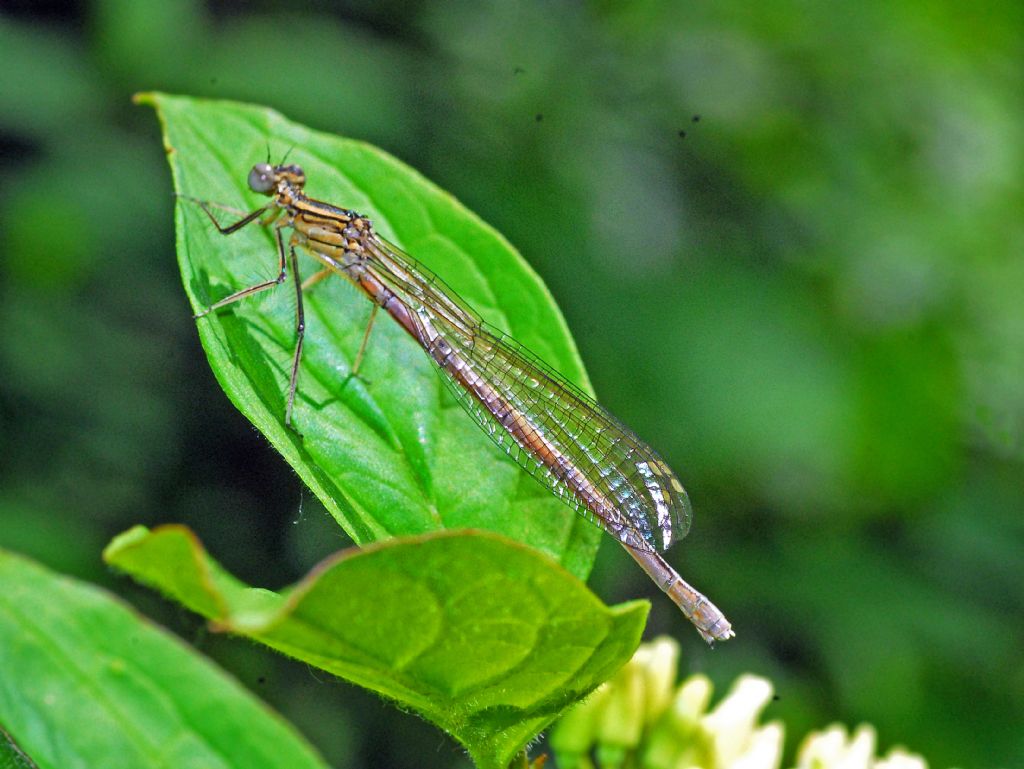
[186,161,734,643]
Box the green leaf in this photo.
[140,92,601,578]
[104,525,649,769]
[0,548,329,769]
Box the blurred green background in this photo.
[1,1,1021,767]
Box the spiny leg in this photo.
[193,197,275,235]
[284,240,306,429]
[301,267,333,292]
[351,304,379,378]
[175,194,250,219]
[182,194,306,430]
[194,223,289,317]
[301,268,378,381]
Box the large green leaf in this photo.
[104,526,648,769]
[141,92,601,578]
[0,548,329,769]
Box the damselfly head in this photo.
[247,162,307,195]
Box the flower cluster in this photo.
[549,637,931,769]
[793,724,928,769]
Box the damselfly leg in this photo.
[188,200,307,427]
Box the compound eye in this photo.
[247,163,275,193]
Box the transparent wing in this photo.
[364,236,692,552]
[363,238,483,341]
